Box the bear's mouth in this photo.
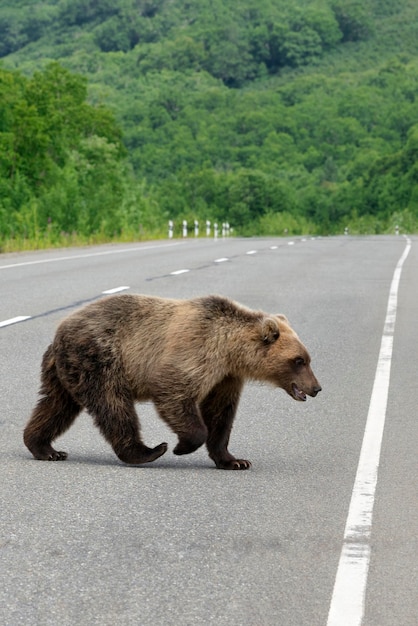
[291,384,307,402]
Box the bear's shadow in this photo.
[19,450,214,470]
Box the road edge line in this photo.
[326,236,411,626]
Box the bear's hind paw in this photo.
[27,442,68,461]
[117,441,168,465]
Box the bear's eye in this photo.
[294,357,305,367]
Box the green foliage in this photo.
[331,0,373,42]
[0,63,151,245]
[251,211,317,237]
[1,0,418,248]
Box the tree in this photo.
[0,64,132,242]
[331,0,372,42]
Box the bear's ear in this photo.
[261,317,280,344]
[276,313,289,324]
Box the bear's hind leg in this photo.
[115,437,168,465]
[200,376,251,470]
[24,347,81,461]
[24,394,81,461]
[115,439,168,465]
[88,392,168,465]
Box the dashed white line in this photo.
[102,286,130,294]
[0,316,32,328]
[288,241,295,246]
[327,236,411,626]
[0,237,315,330]
[171,269,190,275]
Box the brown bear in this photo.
[24,294,321,470]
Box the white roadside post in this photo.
[214,223,218,240]
[194,220,199,237]
[206,220,211,237]
[182,220,188,238]
[168,220,174,239]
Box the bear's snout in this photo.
[311,384,322,397]
[290,379,321,402]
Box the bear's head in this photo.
[260,315,321,401]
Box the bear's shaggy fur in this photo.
[24,294,321,469]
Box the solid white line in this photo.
[102,286,130,294]
[327,237,411,626]
[214,257,229,263]
[0,315,32,328]
[170,269,190,275]
[0,241,186,271]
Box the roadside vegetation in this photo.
[1,0,418,250]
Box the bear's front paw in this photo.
[216,458,252,470]
[173,427,207,455]
[48,450,68,461]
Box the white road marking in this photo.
[0,315,32,328]
[0,242,185,271]
[246,250,257,255]
[102,286,130,294]
[288,241,295,246]
[214,257,229,263]
[327,236,411,626]
[170,269,190,275]
[270,246,278,250]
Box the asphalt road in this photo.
[0,235,416,626]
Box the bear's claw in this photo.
[216,459,252,470]
[48,450,68,461]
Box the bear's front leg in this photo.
[200,376,251,470]
[153,397,208,456]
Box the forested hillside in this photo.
[1,0,418,249]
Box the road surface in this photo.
[0,235,416,625]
